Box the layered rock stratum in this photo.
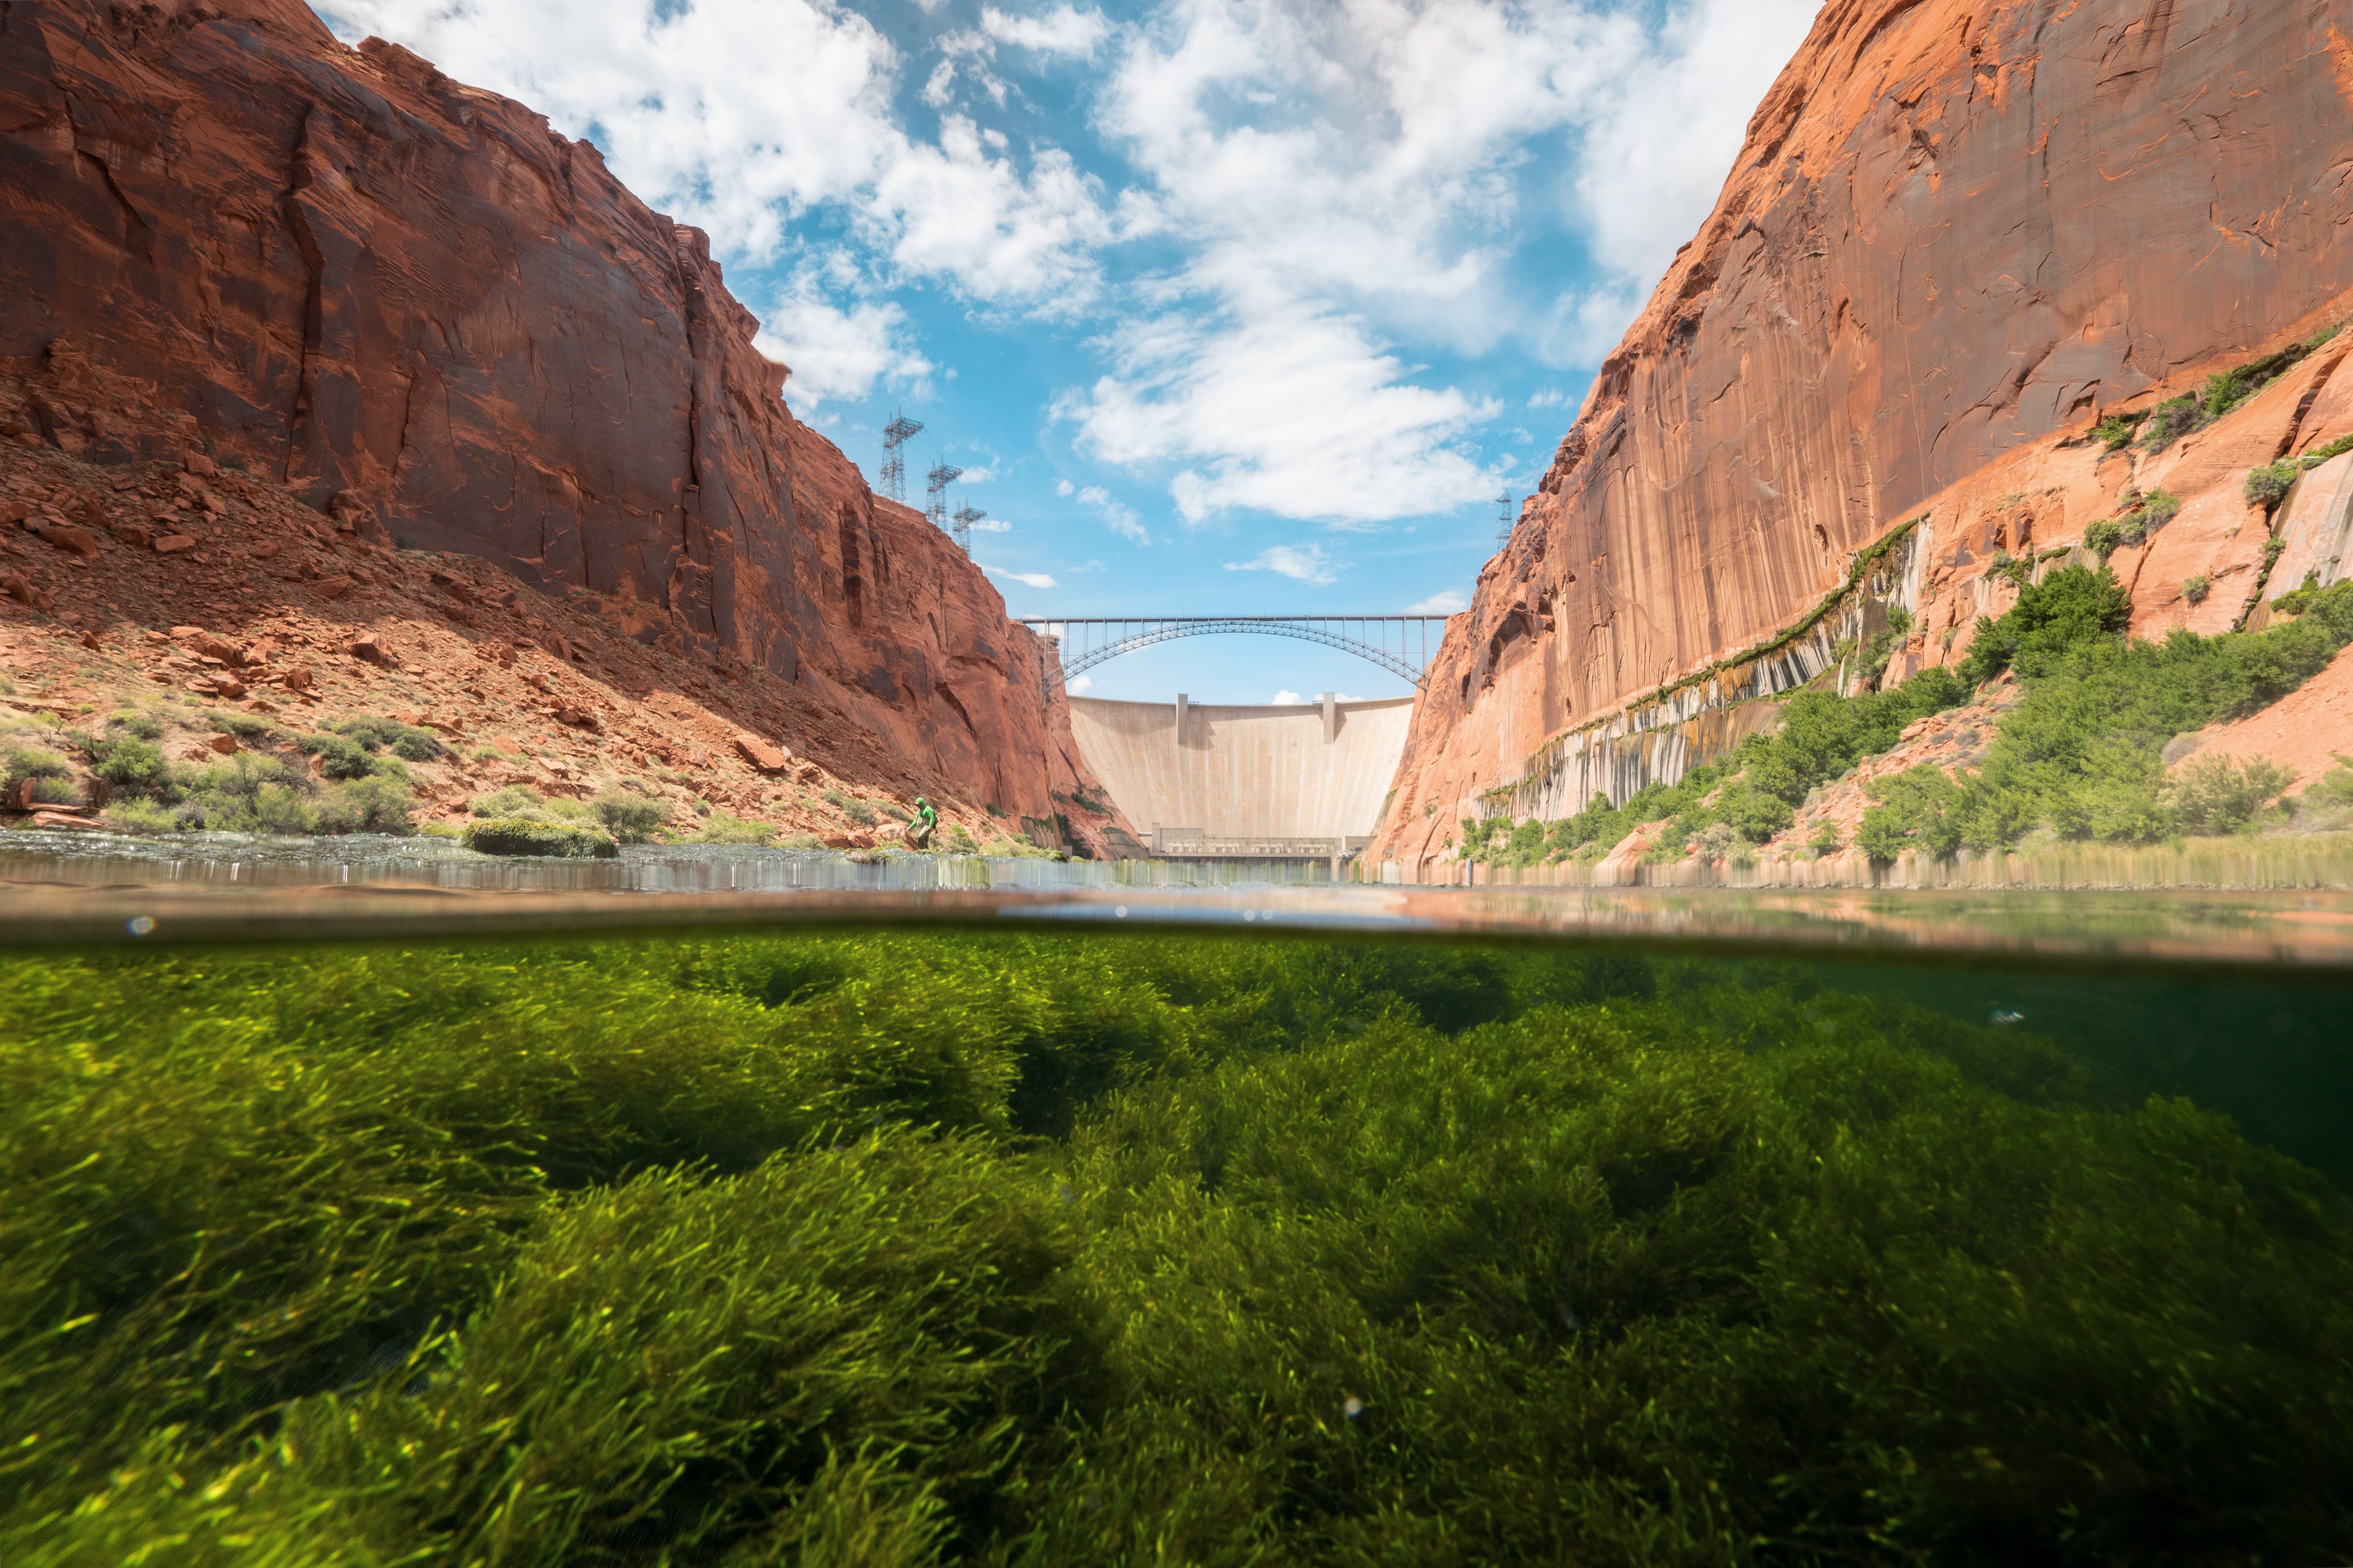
[0,0,1123,851]
[1374,0,2353,868]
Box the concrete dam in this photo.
[1067,694,1415,857]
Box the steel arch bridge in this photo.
[1014,615,1456,689]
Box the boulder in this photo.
[734,735,792,773]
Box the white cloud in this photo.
[1403,587,1469,614]
[1271,688,1303,704]
[966,516,1013,532]
[982,5,1111,56]
[1222,542,1340,585]
[1075,485,1148,544]
[1570,0,1817,286]
[319,0,1116,308]
[1526,387,1571,410]
[752,275,933,405]
[983,564,1059,588]
[1068,673,1095,693]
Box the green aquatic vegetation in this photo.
[2,936,2349,1563]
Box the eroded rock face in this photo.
[0,0,1116,840]
[1375,0,2353,868]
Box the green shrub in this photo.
[207,712,281,741]
[2183,573,2212,605]
[313,774,417,836]
[90,738,175,798]
[2091,411,2143,450]
[1959,564,2132,684]
[100,798,174,833]
[2165,753,2293,835]
[2139,393,2200,449]
[335,715,446,762]
[1808,819,1842,856]
[2246,461,2301,509]
[105,710,164,741]
[298,733,377,780]
[2301,432,2353,466]
[674,810,776,846]
[2081,516,2125,559]
[464,817,617,858]
[468,783,546,817]
[28,777,78,806]
[3,748,70,785]
[588,787,670,844]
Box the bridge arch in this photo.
[1014,616,1455,689]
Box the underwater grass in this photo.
[2,934,2348,1564]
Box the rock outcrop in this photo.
[0,0,1120,846]
[1374,0,2353,869]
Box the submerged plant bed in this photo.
[462,816,619,858]
[2,934,2348,1564]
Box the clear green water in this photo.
[2,905,2348,1565]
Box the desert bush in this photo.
[2139,393,2200,449]
[2183,573,2212,605]
[464,817,616,858]
[298,732,377,780]
[1808,819,1841,856]
[335,715,446,762]
[2081,516,2125,559]
[312,774,418,836]
[2165,753,2294,835]
[588,787,670,843]
[88,737,175,798]
[2091,411,2143,450]
[99,798,174,833]
[674,810,777,846]
[2246,461,2301,509]
[104,710,163,742]
[3,748,70,785]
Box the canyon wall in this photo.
[0,0,1116,836]
[1374,0,2353,868]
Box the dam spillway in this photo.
[1067,694,1415,853]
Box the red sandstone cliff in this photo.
[0,0,1121,847]
[1375,0,2353,867]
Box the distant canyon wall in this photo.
[1375,0,2353,866]
[0,0,1114,831]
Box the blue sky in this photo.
[317,0,1817,701]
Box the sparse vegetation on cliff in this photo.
[4,934,2349,1564]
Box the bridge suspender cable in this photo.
[1012,616,1457,690]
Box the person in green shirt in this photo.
[909,795,939,848]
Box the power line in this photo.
[880,409,923,503]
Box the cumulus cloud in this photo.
[1075,485,1149,544]
[966,516,1013,532]
[319,0,1116,308]
[1068,673,1095,692]
[1223,542,1340,585]
[753,276,933,405]
[1404,587,1469,614]
[983,564,1059,588]
[982,5,1112,56]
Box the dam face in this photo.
[1067,693,1415,852]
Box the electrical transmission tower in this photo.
[1495,491,1517,546]
[880,409,923,502]
[950,501,986,556]
[925,460,963,532]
